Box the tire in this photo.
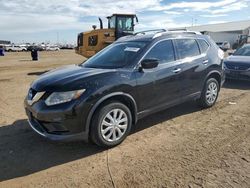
[90,101,132,147]
[197,78,219,108]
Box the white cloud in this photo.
[201,14,228,18]
[163,11,183,15]
[149,0,238,11]
[136,14,189,31]
[149,0,249,15]
[0,0,162,34]
[0,14,86,33]
[208,20,227,24]
[211,1,249,14]
[0,0,249,43]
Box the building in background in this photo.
[0,40,11,46]
[173,20,250,49]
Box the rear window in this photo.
[198,39,209,54]
[175,39,200,59]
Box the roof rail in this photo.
[152,30,202,39]
[134,29,167,36]
[168,30,202,35]
[168,28,187,31]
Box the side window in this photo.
[175,39,200,59]
[144,40,175,64]
[197,39,209,54]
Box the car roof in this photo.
[116,31,207,43]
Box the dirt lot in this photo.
[0,51,250,188]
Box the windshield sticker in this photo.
[124,47,140,52]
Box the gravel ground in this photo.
[0,50,250,188]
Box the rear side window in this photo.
[175,39,200,59]
[144,40,175,64]
[198,39,209,53]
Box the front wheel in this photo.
[198,78,219,108]
[90,102,132,147]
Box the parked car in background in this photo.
[46,46,60,51]
[24,31,225,147]
[5,45,27,52]
[60,45,75,50]
[224,44,250,81]
[27,46,44,51]
[216,41,230,51]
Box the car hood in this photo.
[31,64,116,91]
[225,55,250,63]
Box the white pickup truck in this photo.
[5,45,27,52]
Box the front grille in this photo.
[225,62,250,71]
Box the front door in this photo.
[135,39,182,114]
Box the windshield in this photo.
[234,45,250,56]
[82,42,147,69]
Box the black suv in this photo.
[24,31,225,147]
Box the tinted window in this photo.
[83,42,147,68]
[198,39,209,53]
[175,39,200,59]
[144,40,175,64]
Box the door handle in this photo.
[203,60,209,65]
[172,68,181,73]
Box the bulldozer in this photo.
[75,13,138,58]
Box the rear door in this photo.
[173,38,209,98]
[135,39,183,113]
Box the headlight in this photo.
[45,89,86,106]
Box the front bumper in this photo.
[24,98,92,141]
[225,69,250,81]
[27,118,87,141]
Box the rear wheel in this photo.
[90,102,132,147]
[198,78,219,108]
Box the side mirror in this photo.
[141,58,159,69]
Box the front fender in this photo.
[84,92,138,140]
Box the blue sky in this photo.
[0,0,249,44]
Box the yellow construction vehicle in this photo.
[76,13,138,58]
